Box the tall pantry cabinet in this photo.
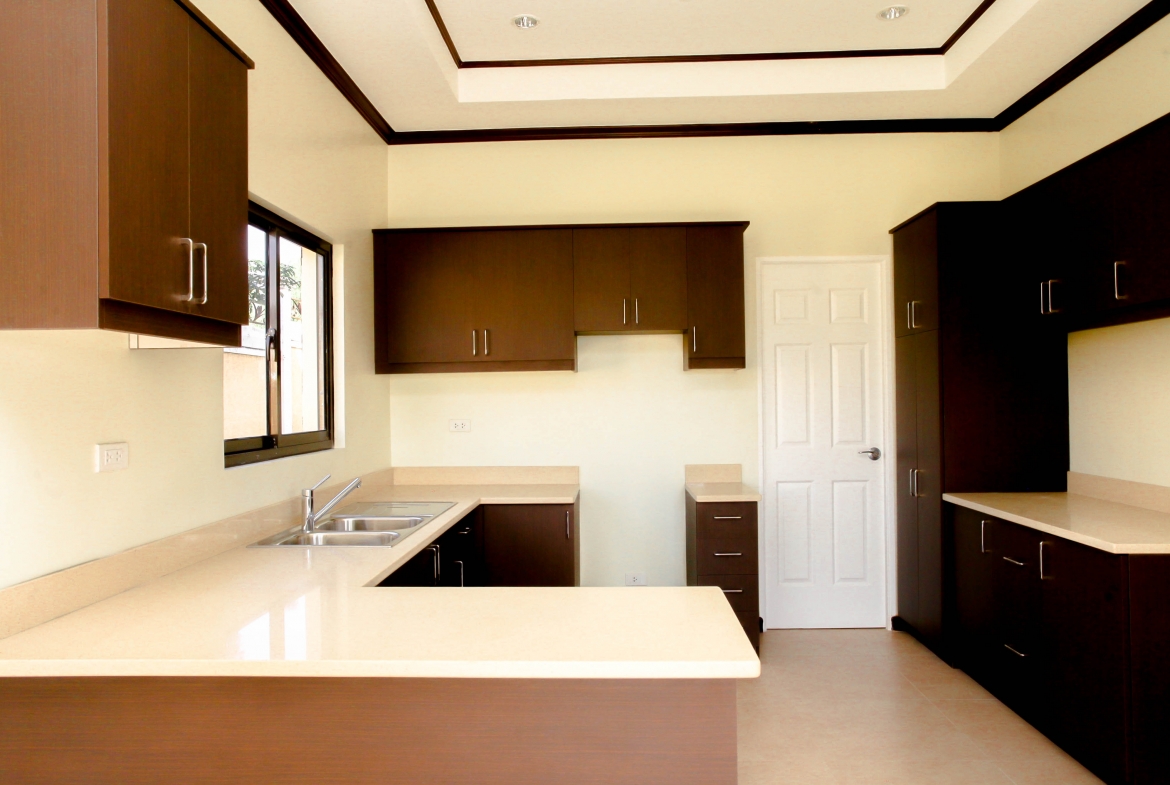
[891,202,1068,656]
[0,0,252,345]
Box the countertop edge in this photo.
[685,484,762,503]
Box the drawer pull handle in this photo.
[713,552,743,557]
[1003,556,1025,567]
[721,588,744,594]
[713,516,743,520]
[1004,644,1027,658]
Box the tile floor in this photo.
[737,629,1103,785]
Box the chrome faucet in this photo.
[302,474,363,534]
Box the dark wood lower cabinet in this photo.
[950,505,1154,785]
[483,503,579,587]
[686,496,759,650]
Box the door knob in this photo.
[858,448,882,461]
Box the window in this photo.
[224,203,333,467]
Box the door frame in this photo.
[755,255,896,629]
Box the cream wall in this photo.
[0,0,389,590]
[387,134,1000,586]
[1000,15,1170,488]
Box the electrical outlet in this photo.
[625,573,647,586]
[449,419,471,432]
[95,442,129,472]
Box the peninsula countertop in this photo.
[0,483,759,679]
[945,491,1170,554]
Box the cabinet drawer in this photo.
[696,542,757,575]
[696,502,757,535]
[697,574,758,614]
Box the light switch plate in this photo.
[625,573,647,586]
[96,442,129,472]
[449,419,471,432]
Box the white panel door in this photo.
[761,260,887,628]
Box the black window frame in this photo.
[225,202,334,467]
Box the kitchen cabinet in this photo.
[374,228,576,373]
[435,508,483,587]
[685,225,748,370]
[0,0,251,345]
[890,203,1069,659]
[1129,556,1170,784]
[483,504,580,587]
[375,222,747,373]
[574,227,687,332]
[686,497,759,650]
[951,506,1130,785]
[378,542,441,587]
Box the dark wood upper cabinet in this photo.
[0,0,251,345]
[376,222,745,373]
[573,227,687,333]
[892,208,939,337]
[685,224,747,369]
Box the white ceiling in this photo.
[436,0,986,62]
[285,0,1149,133]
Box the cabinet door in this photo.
[992,522,1043,724]
[483,504,576,587]
[892,209,939,336]
[573,228,631,332]
[952,506,999,686]
[1129,555,1170,785]
[685,225,745,367]
[1108,123,1170,309]
[188,17,248,325]
[913,330,944,650]
[375,231,479,365]
[477,229,575,363]
[435,509,483,587]
[378,545,439,587]
[105,0,190,312]
[1038,537,1129,785]
[629,227,687,331]
[894,334,919,628]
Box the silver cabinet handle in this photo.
[635,298,639,325]
[1003,556,1025,567]
[980,520,990,554]
[565,510,571,539]
[623,298,627,325]
[457,527,472,535]
[713,516,742,520]
[483,329,489,356]
[1114,261,1128,300]
[181,238,195,302]
[471,330,477,356]
[714,552,743,557]
[195,242,209,304]
[453,559,464,587]
[858,448,881,461]
[1039,281,1046,315]
[910,468,920,498]
[907,300,922,329]
[1040,541,1052,580]
[1004,644,1027,658]
[906,301,913,330]
[722,589,743,594]
[1041,280,1062,314]
[692,326,697,353]
[425,544,440,584]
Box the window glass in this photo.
[222,225,270,440]
[278,238,325,435]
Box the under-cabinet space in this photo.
[0,0,251,344]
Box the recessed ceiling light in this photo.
[877,5,909,20]
[513,14,539,29]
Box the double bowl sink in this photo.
[252,502,456,548]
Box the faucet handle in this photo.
[307,474,331,492]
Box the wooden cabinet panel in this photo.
[478,229,575,363]
[188,15,248,325]
[913,330,944,650]
[696,575,758,614]
[687,497,759,651]
[105,0,191,313]
[378,544,439,587]
[483,504,577,587]
[894,334,919,630]
[435,509,483,587]
[952,508,1000,688]
[629,227,687,331]
[685,225,746,369]
[1129,555,1170,785]
[892,208,939,336]
[695,542,756,576]
[574,228,631,332]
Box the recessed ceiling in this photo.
[433,0,987,63]
[279,0,1158,135]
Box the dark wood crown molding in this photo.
[258,0,1170,145]
[427,0,1000,69]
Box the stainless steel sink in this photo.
[315,516,426,532]
[252,530,401,547]
[250,501,456,548]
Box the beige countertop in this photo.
[945,492,1170,554]
[686,482,762,503]
[0,483,759,679]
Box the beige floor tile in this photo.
[825,759,1014,785]
[995,756,1105,784]
[738,757,835,784]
